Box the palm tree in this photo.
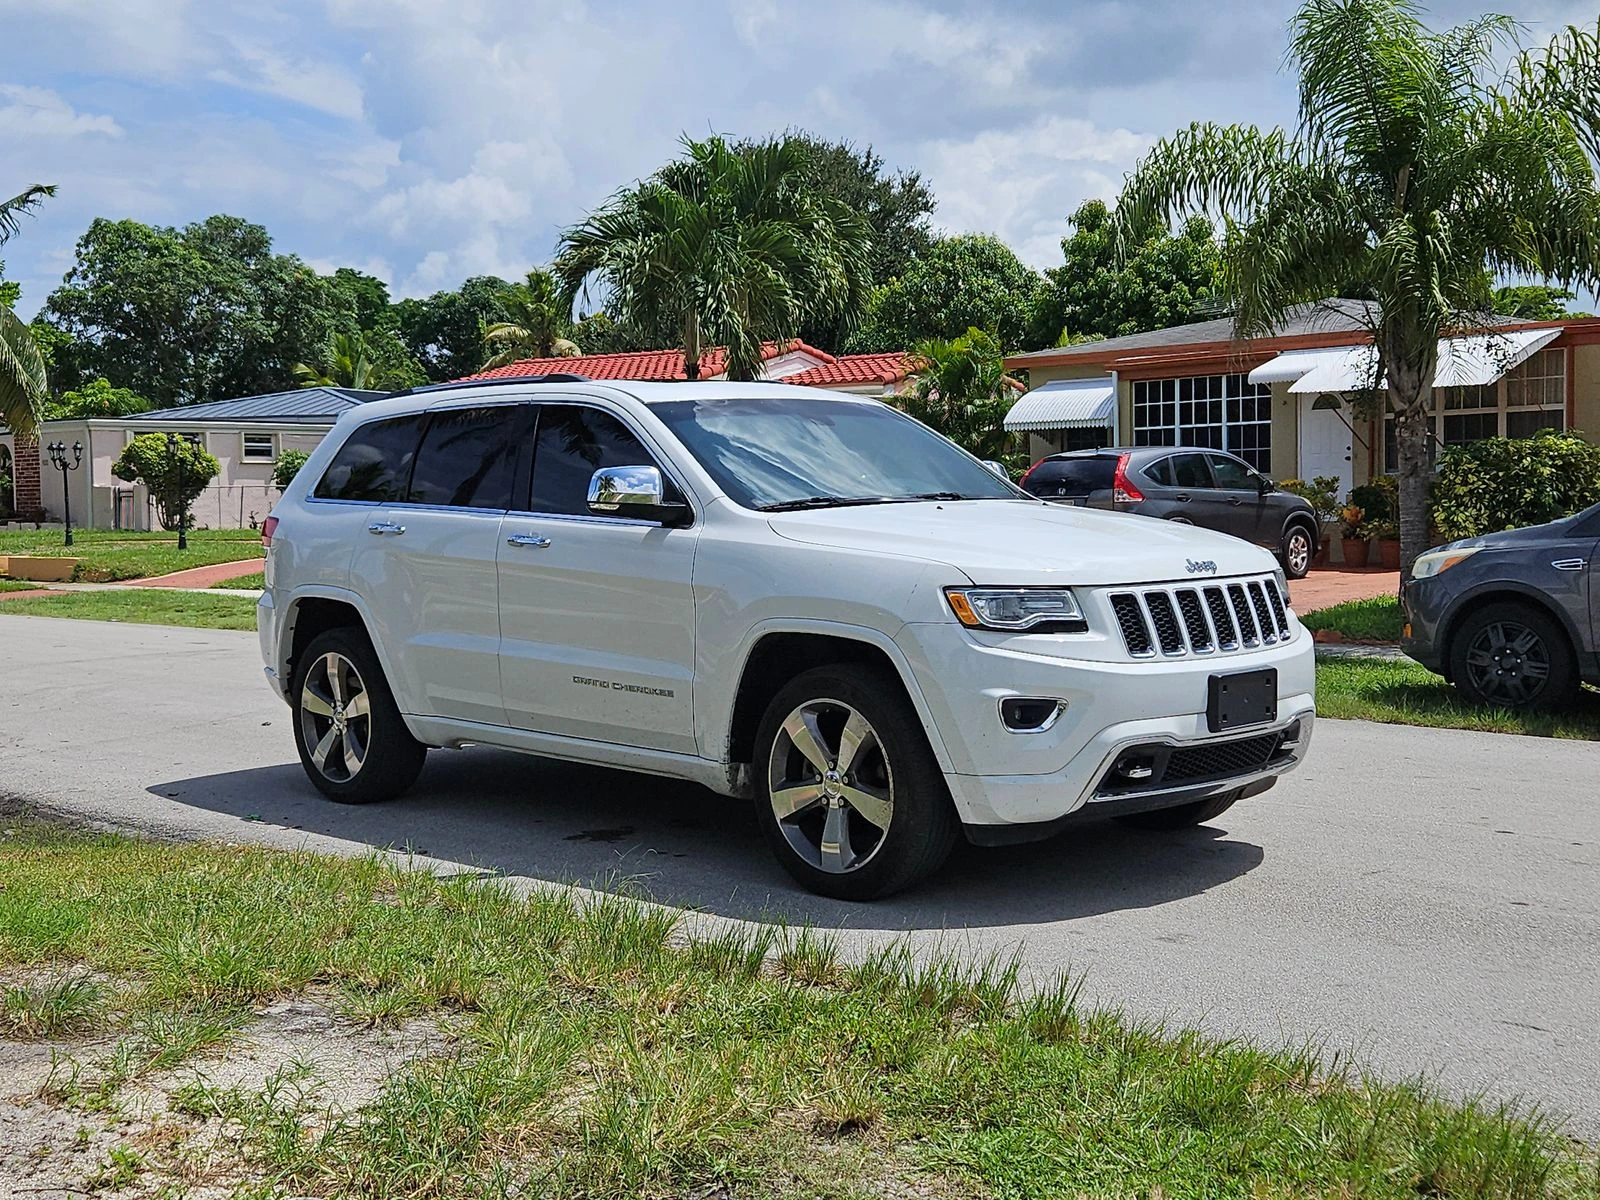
[480,269,580,368]
[553,134,872,381]
[1115,0,1600,575]
[904,328,1018,464]
[0,184,56,435]
[294,331,388,390]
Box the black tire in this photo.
[1113,789,1241,831]
[290,626,426,804]
[1447,601,1579,711]
[1280,522,1315,580]
[752,664,958,900]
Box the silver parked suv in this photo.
[258,376,1316,899]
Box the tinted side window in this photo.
[1169,453,1212,489]
[1144,457,1174,486]
[406,406,525,510]
[314,415,425,502]
[1024,457,1115,496]
[1207,454,1255,490]
[528,405,663,517]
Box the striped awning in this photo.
[1004,377,1116,432]
[1248,328,1563,394]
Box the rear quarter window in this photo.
[1024,457,1116,496]
[313,414,426,502]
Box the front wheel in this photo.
[753,665,957,900]
[291,627,427,804]
[1280,524,1315,579]
[1114,789,1240,831]
[1448,602,1578,711]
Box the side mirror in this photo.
[982,460,1010,480]
[1255,473,1275,495]
[587,465,691,526]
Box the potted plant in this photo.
[1368,516,1401,569]
[1280,475,1340,566]
[1339,503,1369,567]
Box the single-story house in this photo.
[1002,298,1600,500]
[1,387,386,531]
[461,340,916,396]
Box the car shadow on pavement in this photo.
[149,747,1265,932]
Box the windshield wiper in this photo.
[904,491,980,501]
[758,495,901,512]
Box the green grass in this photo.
[0,588,258,630]
[1301,595,1404,642]
[1317,657,1600,739]
[0,528,261,582]
[0,578,45,592]
[213,569,265,590]
[2,814,1595,1200]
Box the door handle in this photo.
[367,520,405,535]
[506,533,552,548]
[1228,497,1244,506]
[1175,493,1191,502]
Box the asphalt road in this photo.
[2,615,1597,1134]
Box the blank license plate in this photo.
[1207,669,1278,732]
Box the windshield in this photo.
[649,396,1021,511]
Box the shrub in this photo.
[272,449,310,490]
[1279,475,1341,525]
[1347,476,1396,524]
[111,433,221,531]
[1430,430,1600,540]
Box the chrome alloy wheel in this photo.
[767,699,894,874]
[1285,528,1312,576]
[299,651,372,782]
[1463,619,1551,707]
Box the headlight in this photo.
[1410,546,1481,579]
[945,587,1085,632]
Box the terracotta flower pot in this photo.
[1341,537,1370,568]
[1377,538,1401,570]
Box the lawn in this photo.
[0,589,259,630]
[1316,656,1600,739]
[1301,595,1404,642]
[0,528,262,582]
[1,813,1593,1200]
[0,579,45,592]
[213,569,265,590]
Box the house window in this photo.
[242,433,276,462]
[1381,348,1567,471]
[1504,347,1565,438]
[1439,385,1498,447]
[1131,374,1272,471]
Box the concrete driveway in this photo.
[2,615,1597,1135]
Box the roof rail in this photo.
[388,373,592,398]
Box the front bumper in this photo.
[1399,577,1446,673]
[894,617,1316,832]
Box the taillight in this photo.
[261,515,279,549]
[1019,458,1046,489]
[1112,454,1145,504]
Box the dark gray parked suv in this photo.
[1020,448,1320,578]
[1402,502,1600,709]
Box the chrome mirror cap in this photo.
[587,464,666,511]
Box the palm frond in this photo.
[0,184,55,246]
[0,307,48,433]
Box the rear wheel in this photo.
[753,665,957,900]
[1448,601,1578,711]
[1280,523,1315,579]
[291,627,426,804]
[1114,789,1240,831]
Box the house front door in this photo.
[1298,394,1355,495]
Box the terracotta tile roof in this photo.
[784,352,915,387]
[458,340,837,383]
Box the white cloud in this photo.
[207,44,365,120]
[0,85,123,138]
[731,0,779,45]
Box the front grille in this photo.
[1107,576,1294,660]
[1097,726,1297,796]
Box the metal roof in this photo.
[1249,327,1563,394]
[125,387,388,425]
[1004,377,1116,432]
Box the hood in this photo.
[1447,514,1586,552]
[768,499,1278,586]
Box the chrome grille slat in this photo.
[1105,575,1294,660]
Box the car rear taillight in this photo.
[1018,458,1046,489]
[1111,454,1145,504]
[261,515,279,549]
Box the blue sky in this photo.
[1,0,1593,318]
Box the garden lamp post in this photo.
[47,441,83,547]
[165,432,199,550]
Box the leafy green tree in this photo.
[111,432,221,530]
[328,268,393,332]
[902,327,1018,464]
[1024,199,1223,349]
[554,134,872,381]
[0,184,55,434]
[846,235,1039,353]
[294,330,423,391]
[272,448,310,490]
[1491,284,1589,321]
[481,269,580,368]
[44,215,356,406]
[43,377,153,421]
[1116,0,1600,575]
[394,276,520,381]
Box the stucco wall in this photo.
[1573,344,1600,435]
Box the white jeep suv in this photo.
[258,376,1315,899]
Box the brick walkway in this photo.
[127,558,265,589]
[1288,566,1400,614]
[0,587,68,602]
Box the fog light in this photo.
[999,697,1066,732]
[1114,754,1154,781]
